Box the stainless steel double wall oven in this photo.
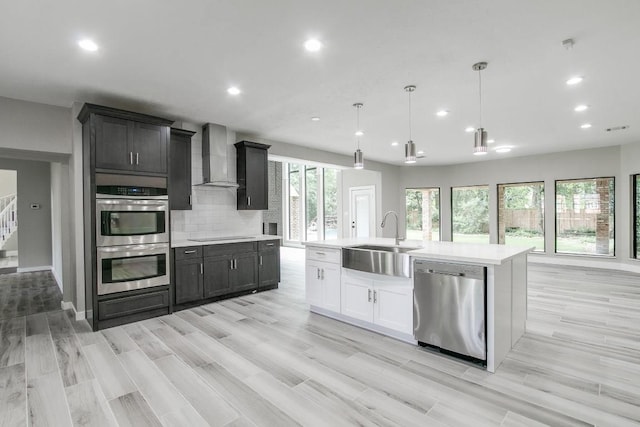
[95,174,170,295]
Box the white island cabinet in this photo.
[303,238,532,373]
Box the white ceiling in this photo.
[1,0,639,166]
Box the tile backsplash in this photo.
[170,122,262,241]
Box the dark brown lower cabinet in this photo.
[204,255,232,298]
[173,240,277,310]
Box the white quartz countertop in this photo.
[303,238,533,265]
[172,235,281,248]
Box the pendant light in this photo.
[472,62,488,155]
[404,85,417,164]
[353,103,364,169]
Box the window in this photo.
[405,188,440,241]
[323,169,338,240]
[284,162,340,244]
[286,164,301,242]
[452,185,489,244]
[633,174,640,259]
[498,182,544,251]
[555,177,614,256]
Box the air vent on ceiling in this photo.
[606,125,629,132]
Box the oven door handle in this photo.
[96,199,169,206]
[97,243,169,255]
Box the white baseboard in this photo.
[3,250,18,257]
[528,254,640,274]
[60,301,86,321]
[17,265,52,273]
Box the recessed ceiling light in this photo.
[227,86,241,95]
[391,141,399,146]
[311,116,320,121]
[465,127,475,133]
[436,110,449,117]
[304,38,322,52]
[566,76,583,85]
[78,39,98,52]
[495,146,512,153]
[355,130,364,136]
[574,104,588,112]
[580,123,592,129]
[487,139,495,144]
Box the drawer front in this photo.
[98,289,169,321]
[306,247,341,264]
[258,239,280,251]
[174,246,203,261]
[204,241,257,257]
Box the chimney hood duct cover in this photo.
[200,123,239,188]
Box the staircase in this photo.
[0,194,17,253]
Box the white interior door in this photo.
[349,186,376,238]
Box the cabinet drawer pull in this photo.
[315,252,325,256]
[184,250,197,254]
[136,152,139,165]
[129,152,133,165]
[368,289,372,302]
[266,243,275,247]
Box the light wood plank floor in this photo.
[0,248,639,426]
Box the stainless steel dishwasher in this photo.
[413,260,486,363]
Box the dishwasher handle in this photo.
[426,269,465,277]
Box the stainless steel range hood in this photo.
[199,123,239,188]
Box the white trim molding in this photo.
[60,301,86,321]
[17,265,51,273]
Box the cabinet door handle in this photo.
[184,250,197,254]
[320,269,324,280]
[259,255,263,266]
[368,289,372,302]
[317,268,320,279]
[230,259,234,270]
[234,259,237,269]
[373,290,377,304]
[129,152,133,165]
[200,263,203,275]
[188,195,192,206]
[136,152,139,165]
[248,196,251,206]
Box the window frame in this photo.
[405,187,441,241]
[450,184,490,244]
[496,181,545,252]
[554,176,616,257]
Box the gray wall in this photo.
[0,96,71,155]
[0,158,52,268]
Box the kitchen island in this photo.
[303,238,532,372]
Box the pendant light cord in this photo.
[408,89,412,141]
[356,106,361,150]
[478,69,483,128]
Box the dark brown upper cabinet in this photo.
[78,103,173,175]
[169,128,195,210]
[234,140,270,210]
